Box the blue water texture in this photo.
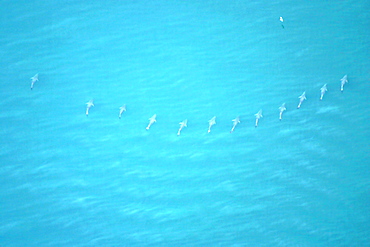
[1,0,369,246]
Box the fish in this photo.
[30,73,39,90]
[86,100,94,116]
[207,116,216,133]
[340,75,348,92]
[230,116,240,133]
[254,110,263,127]
[297,91,306,109]
[119,104,126,119]
[177,119,187,136]
[320,84,327,100]
[146,114,157,130]
[279,103,286,121]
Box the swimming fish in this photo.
[208,116,216,133]
[254,110,263,127]
[279,103,286,121]
[177,119,187,136]
[320,84,327,100]
[146,114,157,130]
[119,104,126,119]
[86,100,94,116]
[30,73,39,90]
[297,92,306,109]
[230,116,240,133]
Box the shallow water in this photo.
[1,0,369,246]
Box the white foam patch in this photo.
[316,106,340,114]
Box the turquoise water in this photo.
[1,0,369,246]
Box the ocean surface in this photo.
[1,0,369,246]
